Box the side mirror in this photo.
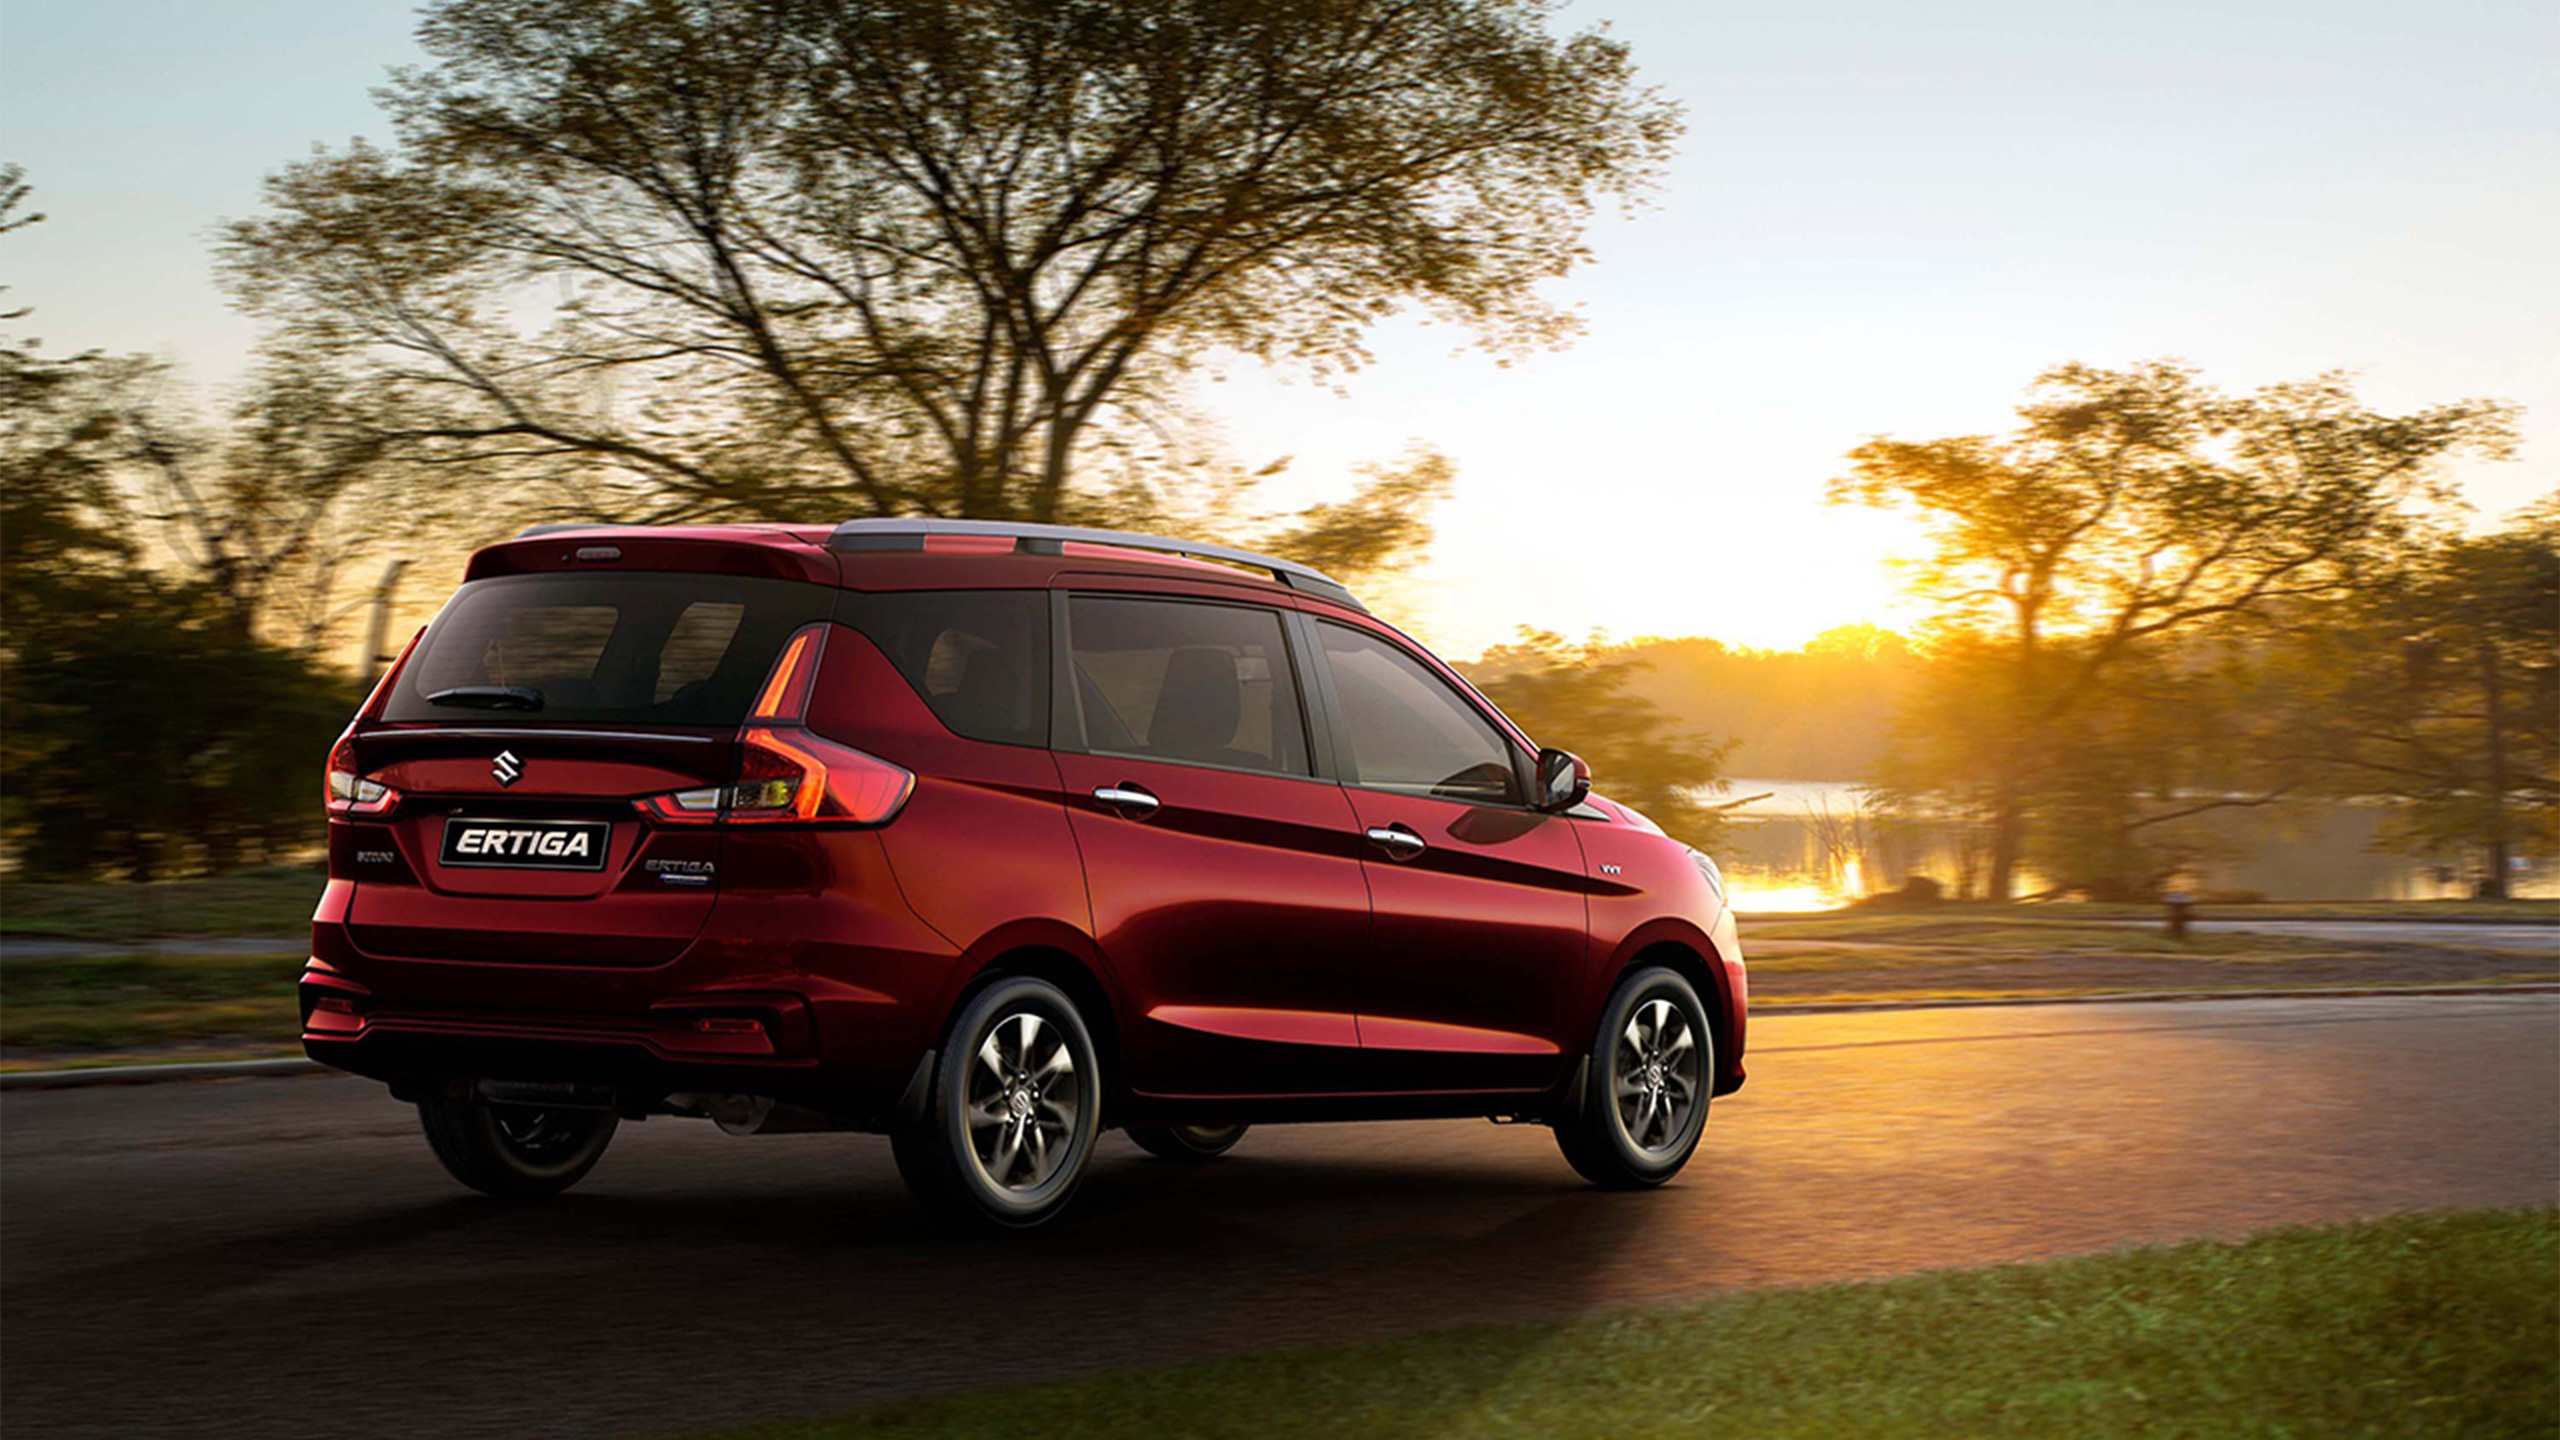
[1534,748,1591,812]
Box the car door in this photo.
[1050,589,1375,1098]
[1307,617,1590,1092]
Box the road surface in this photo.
[4,994,2553,1439]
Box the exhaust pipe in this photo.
[666,1092,843,1136]
[475,1079,619,1111]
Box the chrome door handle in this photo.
[1093,785,1160,817]
[1364,825,1426,860]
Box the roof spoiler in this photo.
[825,518,1365,611]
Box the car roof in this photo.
[464,522,1365,613]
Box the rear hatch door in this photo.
[346,570,832,965]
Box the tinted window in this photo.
[841,590,1049,747]
[385,574,831,727]
[1318,621,1522,804]
[656,602,745,701]
[1068,597,1308,776]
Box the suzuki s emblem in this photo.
[492,750,523,787]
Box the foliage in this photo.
[2,178,360,878]
[1832,360,2516,898]
[1467,629,1734,845]
[223,0,1681,535]
[1612,625,1923,780]
[122,355,410,649]
[2,568,355,879]
[2281,497,2560,894]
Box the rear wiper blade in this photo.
[426,685,545,711]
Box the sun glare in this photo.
[1728,880,1852,915]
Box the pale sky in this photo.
[5,0,2554,658]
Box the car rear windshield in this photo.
[382,573,835,727]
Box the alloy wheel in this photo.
[966,1011,1082,1192]
[489,1107,594,1162]
[1612,997,1701,1154]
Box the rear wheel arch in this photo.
[951,945,1122,1112]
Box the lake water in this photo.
[1698,778,2556,910]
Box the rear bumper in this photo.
[302,833,959,1118]
[300,947,930,1121]
[299,955,924,1122]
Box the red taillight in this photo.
[641,728,912,826]
[324,732,400,817]
[726,726,913,824]
[324,627,422,818]
[637,623,913,827]
[749,624,826,721]
[639,786,725,825]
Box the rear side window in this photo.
[1317,621,1523,804]
[839,590,1049,747]
[1067,596,1308,776]
[384,574,832,727]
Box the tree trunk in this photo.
[1986,770,2024,902]
[2478,633,2512,899]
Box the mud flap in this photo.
[894,1047,938,1127]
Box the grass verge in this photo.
[0,951,303,1065]
[683,1208,2558,1440]
[1738,914,2556,1005]
[1743,908,2558,942]
[0,864,324,939]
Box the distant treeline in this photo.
[1595,628,1919,780]
[1469,360,2553,902]
[1465,626,1917,780]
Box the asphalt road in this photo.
[5,994,2554,1440]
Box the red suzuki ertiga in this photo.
[307,520,1747,1228]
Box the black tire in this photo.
[1554,966,1713,1189]
[1126,1122,1249,1161]
[892,976,1103,1231]
[417,1097,617,1199]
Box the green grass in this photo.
[683,1208,2559,1440]
[0,951,304,1059]
[0,864,324,938]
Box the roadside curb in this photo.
[0,1057,327,1090]
[1759,982,2560,1016]
[6,984,2555,1089]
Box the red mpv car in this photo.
[307,520,1747,1228]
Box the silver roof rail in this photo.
[826,518,1364,610]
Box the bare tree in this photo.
[222,0,1680,533]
